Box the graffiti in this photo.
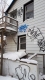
[27,26,43,40]
[30,74,36,80]
[17,7,23,17]
[27,26,45,52]
[18,24,28,32]
[15,64,36,80]
[38,39,45,52]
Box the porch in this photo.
[0,15,18,34]
[0,15,18,75]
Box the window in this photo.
[23,0,34,21]
[10,9,17,19]
[18,35,26,50]
[10,9,17,24]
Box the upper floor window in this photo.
[23,0,34,21]
[10,9,17,19]
[10,9,17,24]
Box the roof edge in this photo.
[5,0,16,14]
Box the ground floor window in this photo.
[18,35,26,50]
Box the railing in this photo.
[0,16,18,32]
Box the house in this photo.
[0,0,45,76]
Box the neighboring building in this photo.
[0,0,45,75]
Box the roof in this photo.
[5,0,16,14]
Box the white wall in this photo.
[2,59,38,80]
[4,0,45,76]
[5,34,17,52]
[26,0,45,53]
[8,0,45,54]
[28,53,43,73]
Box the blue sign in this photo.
[18,24,28,32]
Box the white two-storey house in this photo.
[0,0,45,75]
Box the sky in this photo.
[7,0,13,5]
[6,0,13,10]
[0,0,13,17]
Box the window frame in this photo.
[17,35,26,50]
[23,0,34,21]
[10,9,17,19]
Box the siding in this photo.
[28,53,43,73]
[5,34,17,52]
[3,0,45,74]
[26,0,45,53]
[8,0,45,53]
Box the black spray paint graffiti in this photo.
[27,26,45,52]
[17,7,23,17]
[15,64,36,80]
